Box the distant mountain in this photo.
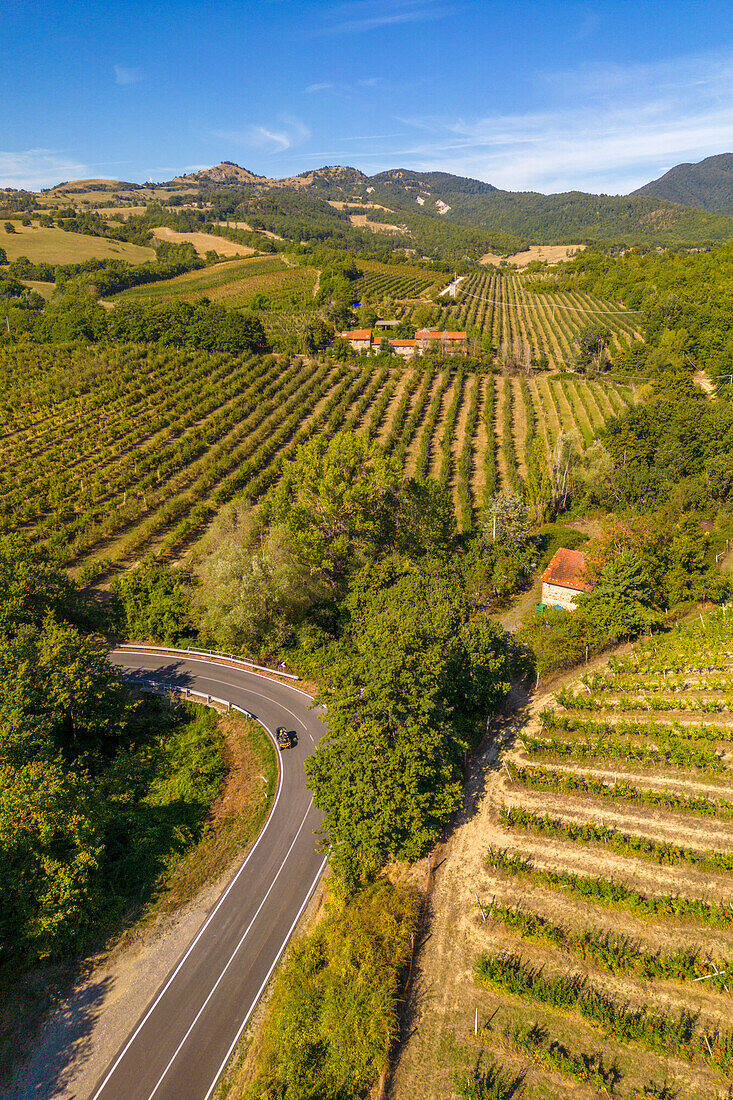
[632,153,733,214]
[369,169,497,195]
[14,159,733,249]
[166,161,267,188]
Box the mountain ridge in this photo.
[631,152,733,213]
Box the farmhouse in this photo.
[340,327,467,357]
[541,547,592,611]
[340,328,373,351]
[390,339,419,358]
[415,328,468,353]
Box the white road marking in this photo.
[90,667,283,1100]
[202,855,329,1100]
[145,804,316,1099]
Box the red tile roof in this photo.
[341,329,373,340]
[541,548,591,592]
[390,339,418,347]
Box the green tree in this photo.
[0,760,104,963]
[305,560,511,885]
[193,506,327,654]
[262,432,402,591]
[577,550,660,641]
[483,491,529,546]
[111,567,191,645]
[0,534,75,635]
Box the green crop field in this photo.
[481,608,733,1097]
[0,223,155,265]
[399,271,641,366]
[112,256,288,301]
[112,257,318,310]
[0,343,634,582]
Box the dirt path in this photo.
[509,376,529,482]
[694,369,716,398]
[469,376,490,508]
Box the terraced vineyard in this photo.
[480,610,733,1099]
[393,610,733,1100]
[399,272,642,366]
[0,345,635,577]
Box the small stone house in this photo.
[415,328,468,353]
[340,328,373,351]
[540,548,592,611]
[390,339,418,358]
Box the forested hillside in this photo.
[632,152,733,213]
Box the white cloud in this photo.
[114,64,142,86]
[214,117,311,155]
[305,82,334,94]
[318,0,454,36]
[0,149,89,190]
[390,50,733,192]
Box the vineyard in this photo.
[391,608,733,1100]
[352,259,444,301]
[398,271,642,367]
[0,344,635,579]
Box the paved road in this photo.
[90,649,326,1100]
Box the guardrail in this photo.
[118,642,301,681]
[124,674,257,717]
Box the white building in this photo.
[540,548,591,611]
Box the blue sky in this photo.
[5,0,733,194]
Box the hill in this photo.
[632,152,733,213]
[166,161,267,188]
[7,159,733,253]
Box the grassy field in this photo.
[113,256,289,301]
[0,224,154,264]
[391,609,733,1100]
[0,345,633,580]
[111,256,318,310]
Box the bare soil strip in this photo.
[469,376,490,509]
[493,374,511,492]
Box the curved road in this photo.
[90,649,326,1100]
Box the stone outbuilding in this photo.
[540,547,592,611]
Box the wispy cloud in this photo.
[0,149,89,189]
[389,50,733,192]
[317,0,454,36]
[214,117,311,155]
[114,64,142,86]
[303,76,382,96]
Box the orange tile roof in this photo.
[541,548,591,592]
[415,328,467,340]
[341,329,373,340]
[390,339,418,346]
